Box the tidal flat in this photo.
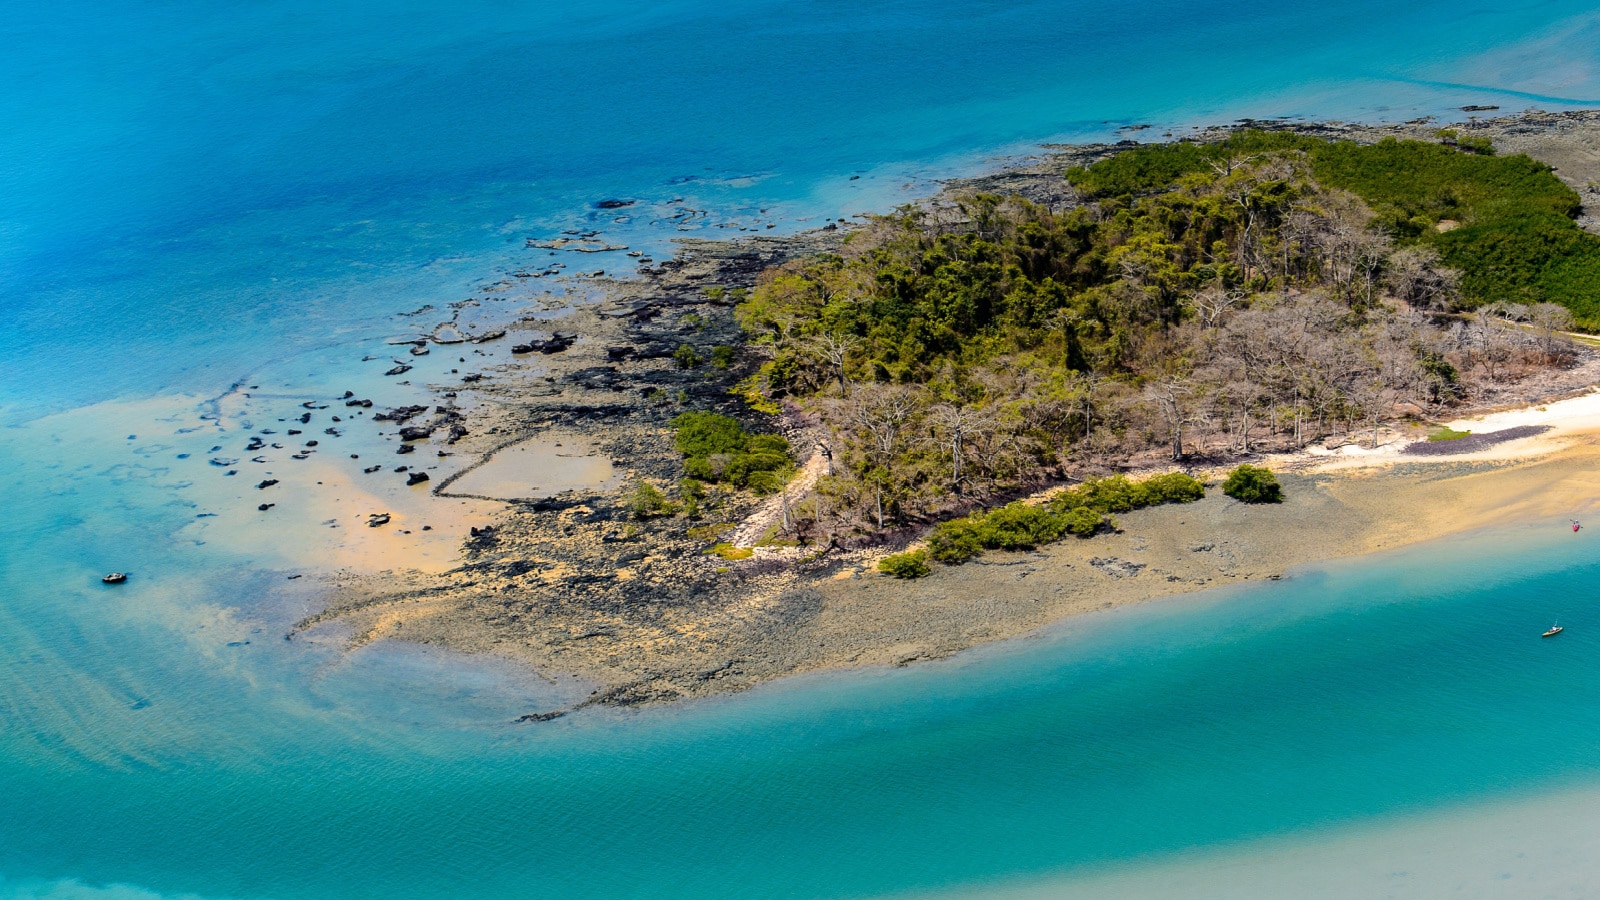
[285,110,1600,720]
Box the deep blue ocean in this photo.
[5,2,1600,897]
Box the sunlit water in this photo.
[5,1,1600,897]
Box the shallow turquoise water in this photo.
[7,527,1600,898]
[6,1,1600,896]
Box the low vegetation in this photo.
[627,481,678,519]
[670,411,793,494]
[878,549,932,578]
[1427,425,1472,442]
[1221,465,1282,503]
[927,473,1205,564]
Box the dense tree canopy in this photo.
[724,130,1580,543]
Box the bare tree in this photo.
[843,385,921,528]
[803,332,859,394]
[1146,378,1193,459]
[1385,246,1460,309]
[1186,285,1245,330]
[1529,302,1575,364]
[927,403,991,493]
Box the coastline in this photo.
[289,107,1600,719]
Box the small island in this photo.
[296,109,1600,718]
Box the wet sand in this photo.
[293,430,1600,718]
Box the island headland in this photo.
[286,108,1600,719]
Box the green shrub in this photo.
[1140,472,1207,503]
[709,542,752,560]
[627,482,678,519]
[928,518,985,563]
[929,473,1201,563]
[743,469,787,495]
[976,503,1069,550]
[1061,505,1108,537]
[1222,465,1282,503]
[1428,426,1471,442]
[1050,472,1204,514]
[879,550,932,578]
[679,477,706,518]
[674,344,701,369]
[670,412,793,491]
[711,345,736,369]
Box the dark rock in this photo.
[256,479,279,489]
[374,405,428,423]
[384,364,413,376]
[1402,425,1551,456]
[635,342,677,359]
[409,345,430,356]
[399,425,434,441]
[342,391,354,399]
[566,573,616,585]
[397,444,415,455]
[461,373,484,383]
[363,465,382,473]
[406,471,430,486]
[258,503,275,511]
[605,345,637,361]
[345,398,373,408]
[298,412,311,424]
[595,198,635,209]
[447,424,469,444]
[305,440,318,447]
[367,513,391,527]
[470,330,506,344]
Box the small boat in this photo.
[1543,624,1563,638]
[102,572,128,584]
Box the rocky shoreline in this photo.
[291,107,1600,719]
